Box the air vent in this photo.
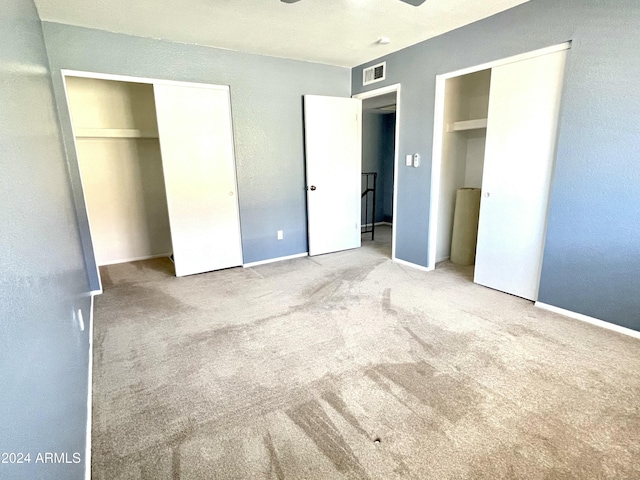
[363,62,386,86]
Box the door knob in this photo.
[484,191,490,198]
[309,185,317,191]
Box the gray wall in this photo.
[352,0,640,331]
[0,1,91,479]
[41,22,350,284]
[361,112,395,224]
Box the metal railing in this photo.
[361,172,377,240]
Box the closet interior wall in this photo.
[436,69,491,263]
[66,77,172,267]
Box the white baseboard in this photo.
[98,252,171,266]
[436,256,450,263]
[535,302,640,340]
[243,252,308,268]
[362,221,392,228]
[393,257,434,272]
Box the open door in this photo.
[304,95,362,256]
[474,49,567,300]
[154,84,243,277]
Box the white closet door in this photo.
[154,84,243,277]
[304,95,362,256]
[474,49,567,300]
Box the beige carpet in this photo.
[92,226,640,479]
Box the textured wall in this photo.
[352,0,640,331]
[0,1,90,479]
[41,23,350,282]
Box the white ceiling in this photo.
[34,0,529,68]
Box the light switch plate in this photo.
[405,154,412,166]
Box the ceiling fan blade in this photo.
[281,0,425,4]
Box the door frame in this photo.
[427,42,571,270]
[60,69,242,291]
[352,83,401,261]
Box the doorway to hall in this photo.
[356,87,399,260]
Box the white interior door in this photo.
[154,84,243,277]
[474,49,567,300]
[304,95,362,256]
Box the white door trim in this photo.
[427,42,571,269]
[353,83,401,261]
[61,69,229,90]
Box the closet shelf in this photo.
[448,118,488,132]
[75,128,159,139]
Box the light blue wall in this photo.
[41,23,351,281]
[361,112,395,224]
[352,0,640,331]
[0,2,91,479]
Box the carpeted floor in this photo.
[92,226,640,479]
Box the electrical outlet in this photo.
[277,230,283,240]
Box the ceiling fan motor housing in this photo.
[281,0,426,5]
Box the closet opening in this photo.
[435,69,491,268]
[428,43,570,301]
[63,71,244,289]
[355,86,400,259]
[65,76,174,279]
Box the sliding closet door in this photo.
[474,49,567,300]
[154,84,243,277]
